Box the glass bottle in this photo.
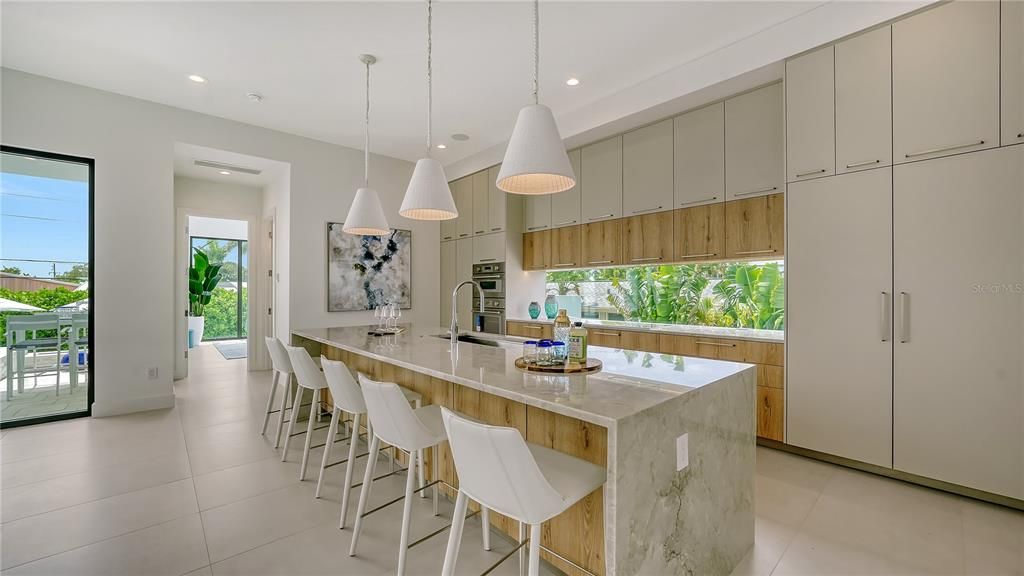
[568,321,588,362]
[553,309,571,344]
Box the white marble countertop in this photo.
[292,324,753,427]
[506,316,785,343]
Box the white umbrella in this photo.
[0,297,43,313]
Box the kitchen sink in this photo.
[433,333,515,348]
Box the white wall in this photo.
[1,68,433,417]
[188,215,249,241]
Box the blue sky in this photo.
[1,170,90,280]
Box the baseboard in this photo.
[91,392,175,417]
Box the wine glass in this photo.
[373,305,382,330]
[393,305,402,329]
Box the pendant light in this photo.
[496,0,575,195]
[343,54,390,236]
[400,0,458,221]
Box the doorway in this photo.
[188,216,248,360]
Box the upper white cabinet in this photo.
[725,83,784,200]
[472,232,505,264]
[893,1,999,162]
[453,177,474,239]
[787,168,894,468]
[835,26,893,174]
[551,149,582,228]
[524,194,551,232]
[486,165,506,233]
[786,45,835,182]
[674,102,725,208]
[1003,0,1024,146]
[623,119,674,215]
[581,136,623,222]
[441,180,458,241]
[471,170,489,236]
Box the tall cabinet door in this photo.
[786,45,835,182]
[623,119,674,216]
[725,83,784,200]
[836,26,892,174]
[440,241,457,327]
[787,168,893,468]
[455,237,474,329]
[893,146,1024,499]
[581,136,623,222]
[892,0,999,162]
[674,103,725,208]
[471,170,489,236]
[551,149,582,228]
[487,165,506,233]
[454,177,474,239]
[1003,0,1024,146]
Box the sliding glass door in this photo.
[190,237,247,341]
[1,146,94,427]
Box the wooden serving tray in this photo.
[514,357,603,374]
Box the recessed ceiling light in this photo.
[188,74,207,83]
[566,77,580,86]
[451,133,469,141]
[219,170,231,175]
[436,144,447,149]
[247,92,263,103]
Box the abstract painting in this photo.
[327,223,412,311]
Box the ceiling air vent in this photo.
[193,159,262,175]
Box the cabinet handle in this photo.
[734,249,777,256]
[479,258,497,263]
[491,227,502,231]
[881,291,891,342]
[905,140,985,158]
[846,159,881,169]
[524,325,542,330]
[1017,133,1023,139]
[459,233,469,237]
[553,263,576,267]
[795,168,826,178]
[587,260,613,265]
[594,331,620,337]
[475,230,485,234]
[631,206,663,214]
[526,225,548,231]
[734,186,778,198]
[677,253,717,259]
[899,292,909,343]
[588,213,615,221]
[630,256,662,262]
[695,341,736,347]
[443,236,454,240]
[679,196,718,207]
[554,220,577,226]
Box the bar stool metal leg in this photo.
[260,370,280,436]
[315,407,341,497]
[528,524,542,576]
[281,385,302,462]
[396,450,419,576]
[298,392,319,480]
[348,433,381,556]
[481,506,491,551]
[274,376,293,448]
[441,489,470,576]
[339,412,362,529]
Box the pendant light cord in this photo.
[532,0,539,105]
[426,0,433,155]
[364,58,371,188]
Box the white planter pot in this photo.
[188,316,206,346]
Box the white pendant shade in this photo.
[496,104,575,195]
[343,187,390,236]
[401,158,458,220]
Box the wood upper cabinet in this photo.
[893,1,999,162]
[580,219,622,267]
[524,195,551,232]
[549,225,582,269]
[674,102,725,209]
[673,203,725,261]
[486,165,506,233]
[623,211,673,265]
[1003,0,1024,146]
[786,45,836,182]
[581,136,623,223]
[623,119,674,216]
[836,26,893,174]
[453,177,474,239]
[725,192,784,260]
[725,83,784,200]
[522,229,551,271]
[551,149,582,228]
[471,170,489,235]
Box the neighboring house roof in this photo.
[0,273,79,291]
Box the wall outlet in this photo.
[147,367,159,380]
[676,433,689,472]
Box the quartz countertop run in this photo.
[507,317,785,343]
[292,324,753,428]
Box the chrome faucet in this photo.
[451,280,484,338]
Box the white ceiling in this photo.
[173,142,289,187]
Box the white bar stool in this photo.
[262,337,297,448]
[439,407,607,576]
[349,375,491,576]
[283,346,331,480]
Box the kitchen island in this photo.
[291,324,755,576]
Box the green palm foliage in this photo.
[188,248,222,317]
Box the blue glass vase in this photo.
[544,295,558,319]
[528,301,541,319]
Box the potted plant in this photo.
[188,247,222,344]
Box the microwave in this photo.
[472,262,505,298]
